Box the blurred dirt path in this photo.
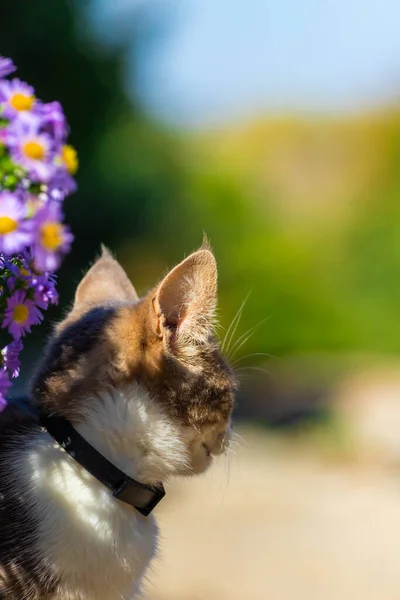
[144,426,400,600]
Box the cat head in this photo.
[31,245,236,479]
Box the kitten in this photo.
[0,245,235,600]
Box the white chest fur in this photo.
[22,431,158,600]
[13,385,190,600]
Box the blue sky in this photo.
[94,0,400,125]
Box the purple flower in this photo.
[0,56,77,400]
[7,117,54,182]
[2,339,23,378]
[0,56,16,79]
[32,202,73,272]
[0,192,32,254]
[32,273,59,309]
[0,78,36,118]
[2,289,43,339]
[7,259,33,286]
[37,101,68,144]
[0,369,10,412]
[47,168,77,201]
[6,276,17,293]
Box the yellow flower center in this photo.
[13,304,29,324]
[0,216,17,235]
[40,222,63,251]
[23,141,45,160]
[62,145,78,175]
[20,268,29,277]
[9,93,35,111]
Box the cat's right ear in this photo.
[73,246,138,311]
[151,247,217,348]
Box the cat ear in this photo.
[74,246,139,310]
[153,248,217,345]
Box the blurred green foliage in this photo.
[178,116,400,359]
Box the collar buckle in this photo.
[113,477,166,517]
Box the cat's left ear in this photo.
[73,246,139,310]
[152,248,217,345]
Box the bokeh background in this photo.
[4,1,400,598]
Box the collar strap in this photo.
[40,412,165,517]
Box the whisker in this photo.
[235,373,253,383]
[220,449,231,504]
[227,316,270,361]
[232,431,247,447]
[230,352,277,368]
[221,291,251,354]
[221,303,244,354]
[224,297,250,357]
[225,440,242,477]
[235,366,272,376]
[227,331,255,362]
[228,441,242,453]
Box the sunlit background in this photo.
[4,0,400,598]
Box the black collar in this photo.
[40,412,165,517]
